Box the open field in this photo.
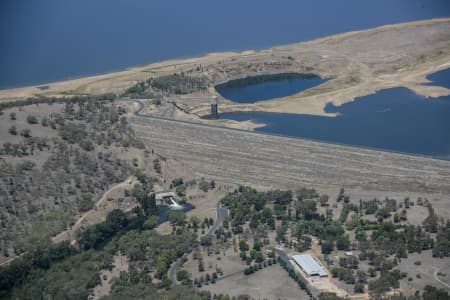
[201,264,309,300]
[130,115,450,198]
[396,250,450,293]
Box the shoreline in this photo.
[133,99,450,162]
[1,17,448,93]
[1,17,450,119]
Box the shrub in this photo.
[20,129,31,138]
[26,115,38,124]
[8,126,17,135]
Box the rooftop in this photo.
[292,254,327,277]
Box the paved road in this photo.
[272,247,290,265]
[168,200,228,286]
[205,201,228,237]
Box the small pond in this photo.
[215,73,327,103]
[157,203,193,225]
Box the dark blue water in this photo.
[157,204,193,225]
[222,88,450,158]
[216,75,326,103]
[426,68,450,88]
[1,0,449,89]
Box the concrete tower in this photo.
[211,96,218,119]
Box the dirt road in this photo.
[51,176,136,244]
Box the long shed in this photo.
[292,254,328,277]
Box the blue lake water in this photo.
[221,87,450,158]
[216,74,326,103]
[1,0,449,89]
[426,68,450,88]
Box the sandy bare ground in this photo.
[201,264,309,300]
[396,250,450,294]
[52,176,137,244]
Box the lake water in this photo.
[426,68,450,88]
[1,0,449,89]
[216,74,326,103]
[221,87,450,158]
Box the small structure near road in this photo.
[292,255,328,277]
[155,191,184,210]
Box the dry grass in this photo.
[202,264,309,300]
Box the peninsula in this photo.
[1,18,450,123]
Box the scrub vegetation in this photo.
[124,73,209,98]
[0,95,147,258]
[2,98,447,300]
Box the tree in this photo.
[254,251,264,263]
[141,194,158,217]
[176,270,190,283]
[239,240,249,252]
[198,259,205,272]
[319,195,329,206]
[143,216,159,230]
[249,215,259,230]
[296,200,317,220]
[199,180,209,192]
[20,129,31,138]
[8,126,17,135]
[41,117,49,127]
[318,292,347,300]
[354,283,364,293]
[190,216,200,231]
[423,204,438,233]
[26,115,38,124]
[9,112,16,120]
[106,209,129,232]
[167,211,186,226]
[80,139,95,151]
[422,285,450,300]
[336,235,350,251]
[321,239,334,254]
[153,159,161,174]
[376,207,391,219]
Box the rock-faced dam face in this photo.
[131,115,450,195]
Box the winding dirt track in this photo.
[51,176,135,244]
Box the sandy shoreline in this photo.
[1,18,450,121]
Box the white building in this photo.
[292,254,328,277]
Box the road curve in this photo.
[168,200,228,286]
